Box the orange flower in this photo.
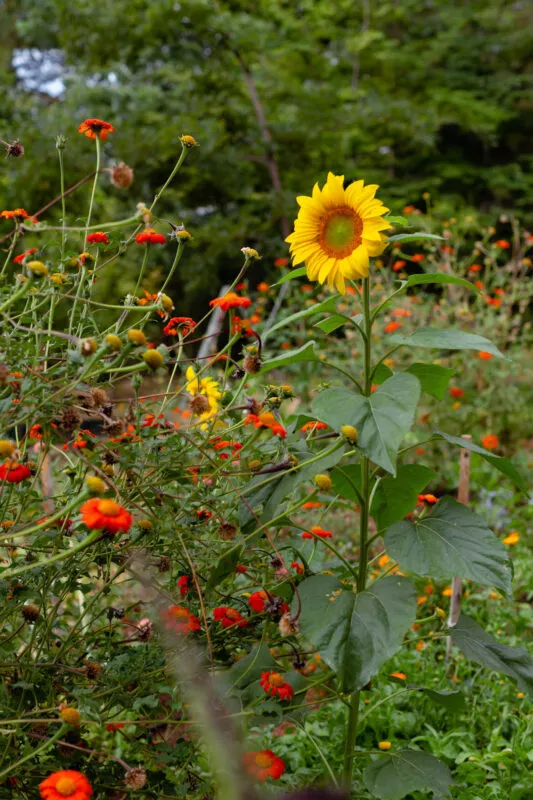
[474,280,484,290]
[391,308,411,318]
[244,412,286,439]
[479,351,493,360]
[177,575,189,596]
[503,531,520,546]
[249,591,269,612]
[481,434,499,450]
[257,282,270,292]
[160,605,201,634]
[441,245,454,254]
[384,321,402,333]
[0,460,31,483]
[469,264,482,272]
[390,671,406,681]
[392,260,406,272]
[302,501,323,510]
[411,253,424,262]
[86,232,109,245]
[13,247,38,264]
[77,118,114,140]
[163,316,196,336]
[80,498,132,533]
[260,671,294,701]
[274,257,289,268]
[135,228,166,245]
[403,205,416,214]
[1,208,31,221]
[243,750,286,781]
[418,493,438,504]
[209,292,252,311]
[484,295,501,308]
[29,424,44,439]
[494,239,510,249]
[291,561,304,574]
[300,420,328,433]
[449,387,464,398]
[302,525,332,540]
[213,607,248,628]
[39,770,92,800]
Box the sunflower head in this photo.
[286,172,390,294]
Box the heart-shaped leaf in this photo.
[296,574,417,692]
[389,327,504,358]
[405,363,455,399]
[363,749,454,800]
[435,430,527,491]
[384,496,511,595]
[372,464,436,530]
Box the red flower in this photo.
[481,434,499,451]
[449,387,464,398]
[235,564,247,574]
[300,421,328,433]
[417,494,438,504]
[291,561,304,574]
[249,590,269,612]
[302,501,323,510]
[80,498,132,534]
[469,264,482,272]
[213,607,248,628]
[411,253,425,262]
[392,260,406,272]
[28,424,44,440]
[244,412,286,439]
[260,671,294,701]
[106,723,125,732]
[136,228,166,245]
[86,232,109,245]
[0,460,31,483]
[78,118,114,140]
[243,750,285,781]
[160,605,201,634]
[384,321,402,333]
[177,575,189,596]
[494,239,510,249]
[39,770,92,800]
[391,308,411,319]
[13,248,38,264]
[441,245,454,254]
[257,282,270,292]
[479,351,493,360]
[196,509,213,520]
[163,316,196,336]
[302,525,332,540]
[274,257,289,267]
[209,292,252,311]
[1,208,31,221]
[484,295,501,308]
[403,205,416,215]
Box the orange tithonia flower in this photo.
[163,316,196,336]
[86,232,109,245]
[209,292,252,311]
[449,387,464,398]
[213,607,248,628]
[260,671,294,701]
[0,208,31,220]
[13,247,38,264]
[479,351,493,360]
[0,460,31,483]
[411,253,424,262]
[274,257,288,267]
[503,531,520,546]
[243,750,286,781]
[300,420,328,433]
[384,321,402,333]
[286,172,389,293]
[160,605,201,634]
[392,259,406,272]
[481,434,499,451]
[418,494,438,505]
[494,239,510,249]
[302,525,332,540]
[135,228,166,245]
[77,118,114,140]
[80,498,132,533]
[244,412,286,439]
[249,590,269,612]
[39,769,92,800]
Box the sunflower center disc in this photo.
[320,206,363,257]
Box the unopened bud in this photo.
[127,329,147,346]
[341,424,358,442]
[105,333,122,351]
[314,473,332,492]
[142,349,164,370]
[86,476,106,495]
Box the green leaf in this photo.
[371,464,436,530]
[363,749,454,800]
[388,232,444,242]
[384,496,511,595]
[373,363,393,384]
[330,463,362,503]
[405,363,455,399]
[312,374,420,475]
[450,615,533,696]
[389,327,504,358]
[271,266,306,287]
[435,430,527,491]
[410,685,466,713]
[264,296,337,339]
[315,314,347,334]
[260,341,318,373]
[226,643,277,697]
[296,574,417,692]
[206,548,244,591]
[404,273,479,291]
[384,215,409,227]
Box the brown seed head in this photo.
[85,661,102,680]
[219,521,237,541]
[110,161,134,189]
[124,767,147,790]
[22,603,40,622]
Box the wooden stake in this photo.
[446,434,472,659]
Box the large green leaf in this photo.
[405,363,455,399]
[410,685,466,713]
[296,575,417,692]
[225,643,277,700]
[260,341,318,373]
[207,547,244,591]
[263,296,337,340]
[405,273,479,291]
[363,750,454,800]
[435,430,527,491]
[383,496,511,595]
[389,327,504,358]
[271,266,306,287]
[330,463,362,503]
[450,615,533,696]
[388,232,444,242]
[371,464,436,530]
[312,374,420,475]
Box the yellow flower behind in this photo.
[185,366,221,425]
[286,172,390,294]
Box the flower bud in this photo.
[240,246,260,260]
[86,476,106,495]
[127,329,147,346]
[26,260,48,277]
[60,707,81,725]
[0,440,15,458]
[105,333,122,352]
[179,134,198,148]
[159,294,174,313]
[142,349,164,370]
[341,424,358,442]
[314,473,332,492]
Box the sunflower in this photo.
[286,172,390,293]
[185,366,221,425]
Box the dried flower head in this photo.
[22,603,40,622]
[6,140,24,158]
[110,161,134,189]
[124,768,147,790]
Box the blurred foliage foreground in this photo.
[0,119,532,800]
